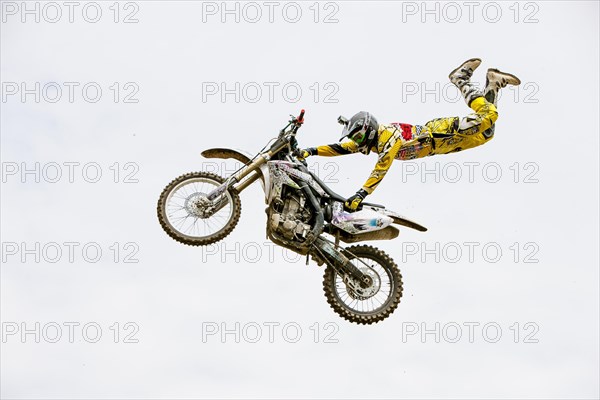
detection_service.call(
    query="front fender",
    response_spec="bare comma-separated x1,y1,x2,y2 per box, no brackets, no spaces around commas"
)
201,147,266,190
201,148,254,165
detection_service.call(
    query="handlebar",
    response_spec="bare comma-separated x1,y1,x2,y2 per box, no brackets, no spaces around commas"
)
286,108,305,135
271,109,307,157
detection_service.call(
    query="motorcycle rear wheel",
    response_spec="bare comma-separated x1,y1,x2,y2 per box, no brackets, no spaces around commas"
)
323,245,403,325
157,172,241,246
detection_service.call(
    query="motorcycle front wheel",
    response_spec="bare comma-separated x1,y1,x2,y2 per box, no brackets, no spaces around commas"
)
323,245,403,325
157,172,241,246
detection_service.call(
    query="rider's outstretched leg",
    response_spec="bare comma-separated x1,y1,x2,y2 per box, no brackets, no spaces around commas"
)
424,60,520,150
484,68,522,106
447,58,496,136
480,68,521,137
449,58,484,106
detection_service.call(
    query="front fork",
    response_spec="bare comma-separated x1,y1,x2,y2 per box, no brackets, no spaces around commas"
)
204,152,272,216
207,156,265,199
314,237,370,286
206,137,289,204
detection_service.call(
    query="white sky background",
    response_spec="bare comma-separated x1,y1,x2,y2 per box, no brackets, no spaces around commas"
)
1,1,599,398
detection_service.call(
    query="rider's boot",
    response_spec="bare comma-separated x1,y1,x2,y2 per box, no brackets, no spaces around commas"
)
484,68,522,106
449,58,484,106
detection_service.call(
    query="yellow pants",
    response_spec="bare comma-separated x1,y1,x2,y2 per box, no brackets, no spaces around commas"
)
424,96,498,155
396,97,498,160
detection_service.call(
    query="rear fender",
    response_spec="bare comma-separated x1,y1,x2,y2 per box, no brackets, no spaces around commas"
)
364,206,428,232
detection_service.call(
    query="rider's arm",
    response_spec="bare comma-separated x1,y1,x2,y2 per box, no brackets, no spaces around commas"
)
361,137,403,194
305,139,359,157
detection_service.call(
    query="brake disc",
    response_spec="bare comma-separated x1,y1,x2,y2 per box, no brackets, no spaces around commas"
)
344,266,381,300
184,193,211,218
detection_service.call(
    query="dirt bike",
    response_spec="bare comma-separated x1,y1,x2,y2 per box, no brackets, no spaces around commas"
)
157,110,427,324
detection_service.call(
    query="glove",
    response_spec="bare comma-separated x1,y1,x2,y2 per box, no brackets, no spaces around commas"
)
345,189,368,212
296,147,316,161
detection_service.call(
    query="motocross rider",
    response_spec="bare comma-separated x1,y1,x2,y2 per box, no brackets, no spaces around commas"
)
298,58,521,212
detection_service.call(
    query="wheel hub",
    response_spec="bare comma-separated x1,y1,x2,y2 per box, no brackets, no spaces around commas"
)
184,193,212,218
344,266,381,300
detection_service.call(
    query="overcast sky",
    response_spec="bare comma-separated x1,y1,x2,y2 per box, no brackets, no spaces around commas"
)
1,1,599,399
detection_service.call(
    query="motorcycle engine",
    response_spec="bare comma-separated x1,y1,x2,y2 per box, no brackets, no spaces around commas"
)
269,192,313,242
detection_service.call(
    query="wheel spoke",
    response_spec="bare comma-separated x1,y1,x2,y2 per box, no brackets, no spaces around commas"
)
331,255,396,315
164,176,235,240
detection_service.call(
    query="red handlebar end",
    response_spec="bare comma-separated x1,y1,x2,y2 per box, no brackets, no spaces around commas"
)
298,109,305,123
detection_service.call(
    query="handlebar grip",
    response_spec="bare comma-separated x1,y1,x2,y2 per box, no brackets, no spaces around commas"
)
298,109,305,123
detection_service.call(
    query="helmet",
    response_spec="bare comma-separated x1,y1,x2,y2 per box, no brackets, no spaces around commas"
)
338,111,379,154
